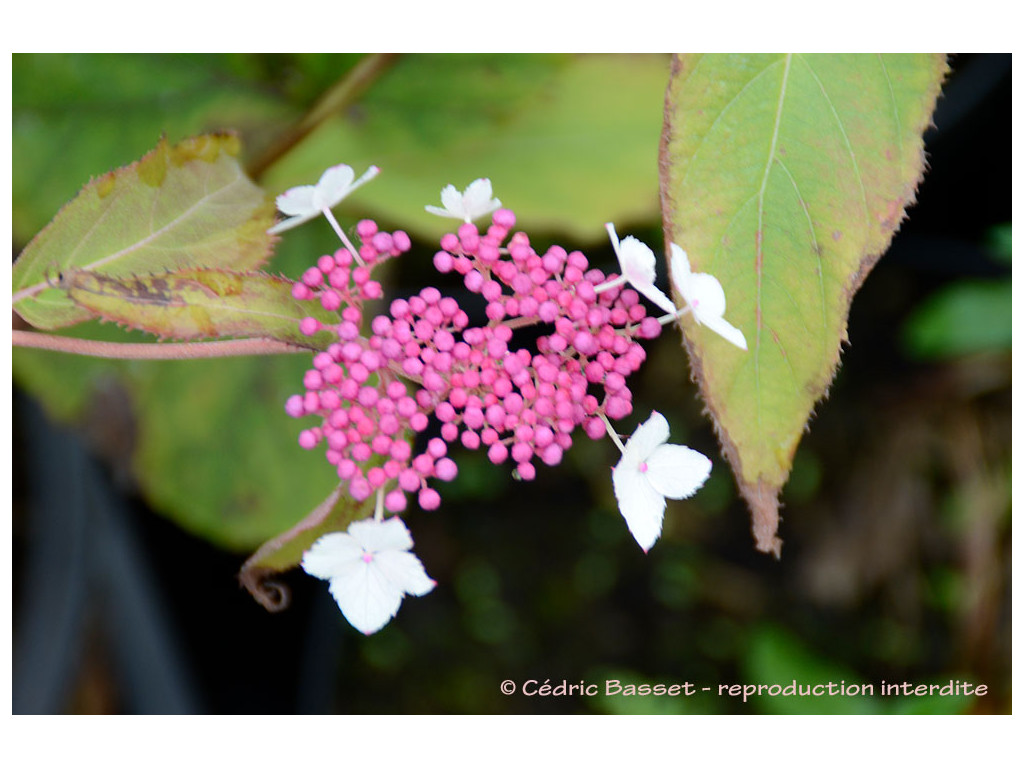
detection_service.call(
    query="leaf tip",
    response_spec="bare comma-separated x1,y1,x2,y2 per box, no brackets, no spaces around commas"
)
740,478,784,558
238,564,292,613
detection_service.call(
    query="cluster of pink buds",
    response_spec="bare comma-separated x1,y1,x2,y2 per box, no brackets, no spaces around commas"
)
425,213,663,477
284,223,457,513
284,188,665,517
272,169,746,634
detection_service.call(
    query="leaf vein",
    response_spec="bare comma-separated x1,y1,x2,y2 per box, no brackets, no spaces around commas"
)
797,55,870,233
87,167,247,273
754,53,792,437
774,157,827,359
675,55,788,197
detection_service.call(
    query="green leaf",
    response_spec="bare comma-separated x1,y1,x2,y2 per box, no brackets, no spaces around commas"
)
660,54,947,554
63,268,338,349
262,53,670,241
902,280,1011,359
238,484,374,611
130,353,341,551
13,133,276,330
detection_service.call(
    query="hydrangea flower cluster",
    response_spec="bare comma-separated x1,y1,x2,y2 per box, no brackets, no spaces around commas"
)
272,170,747,634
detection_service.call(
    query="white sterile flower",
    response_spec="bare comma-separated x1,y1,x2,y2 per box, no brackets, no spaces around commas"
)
611,411,712,552
301,516,435,635
425,178,501,223
269,164,380,234
670,243,747,350
603,223,677,314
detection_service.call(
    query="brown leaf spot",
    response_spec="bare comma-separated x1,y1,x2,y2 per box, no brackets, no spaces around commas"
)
137,139,169,187
95,171,117,199
878,196,906,232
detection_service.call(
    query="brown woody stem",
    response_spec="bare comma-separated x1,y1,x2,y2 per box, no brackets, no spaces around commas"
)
247,53,400,180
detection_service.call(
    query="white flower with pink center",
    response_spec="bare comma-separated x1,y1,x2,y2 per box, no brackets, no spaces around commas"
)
269,164,380,235
425,178,502,223
301,516,435,634
669,244,747,350
610,411,712,552
598,223,677,315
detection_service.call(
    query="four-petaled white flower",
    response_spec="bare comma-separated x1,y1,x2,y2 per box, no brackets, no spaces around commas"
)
425,178,502,223
670,244,747,350
269,164,380,235
611,411,712,552
602,223,677,314
301,516,435,635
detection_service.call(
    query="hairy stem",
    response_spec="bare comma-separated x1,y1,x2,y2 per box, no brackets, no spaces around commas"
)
12,330,307,360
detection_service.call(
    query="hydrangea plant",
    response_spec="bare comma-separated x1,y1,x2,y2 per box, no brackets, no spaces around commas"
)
12,54,948,635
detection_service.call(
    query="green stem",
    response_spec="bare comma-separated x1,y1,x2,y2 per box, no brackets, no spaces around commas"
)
374,488,385,522
322,208,365,266
659,306,690,326
599,412,626,454
593,275,626,295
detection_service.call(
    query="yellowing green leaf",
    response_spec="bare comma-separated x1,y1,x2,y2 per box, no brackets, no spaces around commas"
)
661,54,947,554
64,268,338,349
13,133,276,330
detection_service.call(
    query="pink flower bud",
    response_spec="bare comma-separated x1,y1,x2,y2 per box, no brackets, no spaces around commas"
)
516,462,536,481
434,457,458,482
390,440,412,462
493,208,516,228
399,468,421,492
285,395,305,418
540,444,563,466
350,476,371,501
384,489,407,513
367,467,387,488
584,417,606,440
356,219,378,239
418,487,442,511
392,230,411,252
299,317,321,336
487,443,508,465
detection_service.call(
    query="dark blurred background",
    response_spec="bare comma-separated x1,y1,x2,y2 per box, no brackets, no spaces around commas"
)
12,53,1011,714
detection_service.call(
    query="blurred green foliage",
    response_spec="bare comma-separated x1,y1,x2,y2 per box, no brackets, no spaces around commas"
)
902,280,1011,359
902,224,1011,359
